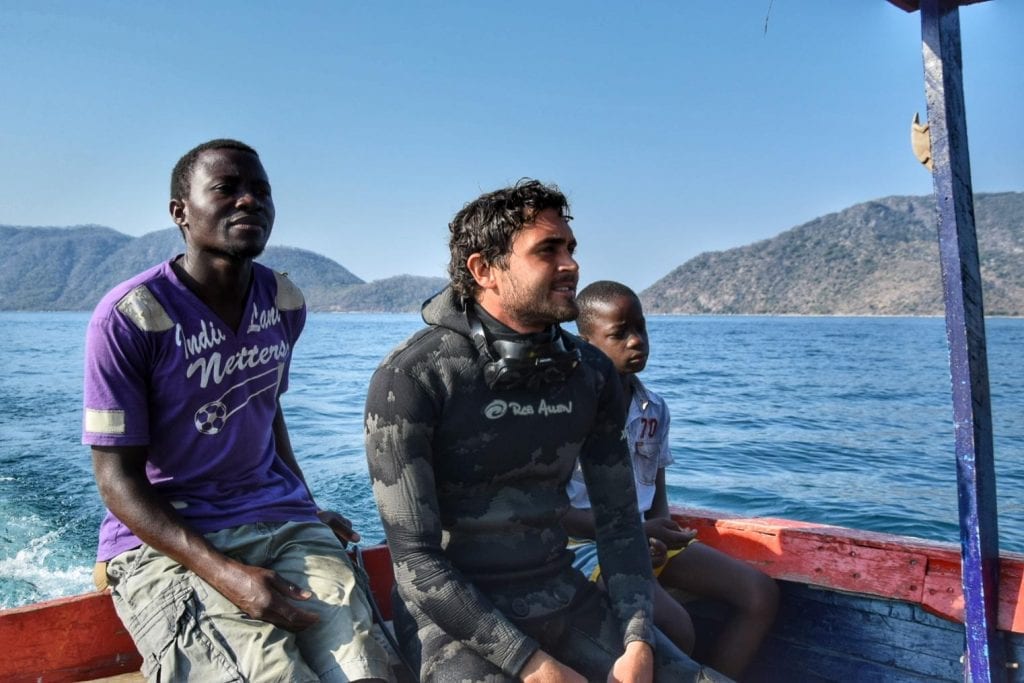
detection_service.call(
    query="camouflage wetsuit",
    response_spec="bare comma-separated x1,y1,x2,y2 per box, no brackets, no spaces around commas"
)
365,288,721,682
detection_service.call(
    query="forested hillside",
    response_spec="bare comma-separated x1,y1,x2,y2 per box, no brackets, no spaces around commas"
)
643,192,1024,316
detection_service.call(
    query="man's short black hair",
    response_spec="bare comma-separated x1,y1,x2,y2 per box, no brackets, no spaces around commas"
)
170,139,259,201
448,179,572,300
576,280,641,337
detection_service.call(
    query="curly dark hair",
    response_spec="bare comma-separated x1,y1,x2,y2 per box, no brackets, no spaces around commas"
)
170,139,259,201
576,280,641,337
447,179,572,300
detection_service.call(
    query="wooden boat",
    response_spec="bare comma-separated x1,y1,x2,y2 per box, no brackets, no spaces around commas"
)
1,507,1022,682
2,0,1015,681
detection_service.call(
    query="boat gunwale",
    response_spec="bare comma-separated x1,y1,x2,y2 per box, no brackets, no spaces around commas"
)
669,505,1024,636
2,509,1023,681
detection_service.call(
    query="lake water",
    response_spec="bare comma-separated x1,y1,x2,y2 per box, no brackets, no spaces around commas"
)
2,312,1023,609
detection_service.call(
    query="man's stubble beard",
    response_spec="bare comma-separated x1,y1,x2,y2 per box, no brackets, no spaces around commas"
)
503,277,579,329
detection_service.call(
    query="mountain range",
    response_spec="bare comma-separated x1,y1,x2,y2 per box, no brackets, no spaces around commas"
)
2,191,1022,315
641,192,1024,316
0,225,446,312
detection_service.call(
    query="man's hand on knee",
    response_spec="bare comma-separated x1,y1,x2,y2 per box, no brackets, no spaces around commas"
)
608,641,653,683
213,561,319,632
520,649,586,683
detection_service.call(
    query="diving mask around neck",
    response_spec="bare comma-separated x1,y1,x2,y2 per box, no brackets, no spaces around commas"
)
466,305,581,391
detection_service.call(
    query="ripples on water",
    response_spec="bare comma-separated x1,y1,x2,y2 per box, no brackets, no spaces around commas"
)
1,312,1022,608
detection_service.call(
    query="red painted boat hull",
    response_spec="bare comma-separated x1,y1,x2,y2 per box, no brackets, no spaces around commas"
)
2,511,1021,681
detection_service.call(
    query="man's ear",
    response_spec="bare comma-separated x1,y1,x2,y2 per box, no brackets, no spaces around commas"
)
169,198,187,228
466,253,497,291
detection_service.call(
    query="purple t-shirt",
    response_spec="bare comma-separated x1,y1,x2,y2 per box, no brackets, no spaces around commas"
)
83,259,318,561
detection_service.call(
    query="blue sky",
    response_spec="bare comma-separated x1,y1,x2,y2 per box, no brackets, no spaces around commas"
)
1,1,1020,290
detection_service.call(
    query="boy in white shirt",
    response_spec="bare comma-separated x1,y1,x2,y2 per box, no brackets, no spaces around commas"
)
564,280,778,680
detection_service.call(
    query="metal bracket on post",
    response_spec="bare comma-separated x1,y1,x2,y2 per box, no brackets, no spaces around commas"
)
918,0,1003,680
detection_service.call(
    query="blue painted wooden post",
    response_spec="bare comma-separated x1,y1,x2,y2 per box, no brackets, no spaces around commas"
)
917,1,1003,680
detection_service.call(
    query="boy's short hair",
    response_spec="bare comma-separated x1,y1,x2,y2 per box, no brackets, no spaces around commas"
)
576,280,641,337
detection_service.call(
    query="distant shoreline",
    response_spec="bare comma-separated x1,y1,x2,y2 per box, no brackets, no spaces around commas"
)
4,309,1019,321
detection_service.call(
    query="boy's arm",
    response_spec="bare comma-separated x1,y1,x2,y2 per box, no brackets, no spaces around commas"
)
576,466,693,551
640,399,695,548
646,468,671,519
643,468,695,549
560,504,598,538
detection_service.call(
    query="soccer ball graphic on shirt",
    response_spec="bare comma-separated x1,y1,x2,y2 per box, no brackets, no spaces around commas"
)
194,400,229,435
192,364,284,435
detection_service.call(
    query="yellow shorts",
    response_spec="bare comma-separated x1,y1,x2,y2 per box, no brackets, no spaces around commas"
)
654,545,688,578
569,539,693,582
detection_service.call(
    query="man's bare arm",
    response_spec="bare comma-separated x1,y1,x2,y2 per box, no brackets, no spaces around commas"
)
271,405,360,544
92,445,318,631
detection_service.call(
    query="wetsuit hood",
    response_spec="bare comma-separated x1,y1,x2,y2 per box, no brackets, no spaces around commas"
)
421,285,472,335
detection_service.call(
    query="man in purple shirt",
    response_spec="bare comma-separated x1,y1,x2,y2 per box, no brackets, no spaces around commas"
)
83,139,392,682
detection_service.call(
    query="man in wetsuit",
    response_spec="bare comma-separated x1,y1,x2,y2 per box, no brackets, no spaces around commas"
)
364,179,725,682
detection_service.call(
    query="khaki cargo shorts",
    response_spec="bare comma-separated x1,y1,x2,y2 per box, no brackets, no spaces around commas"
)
103,520,394,682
